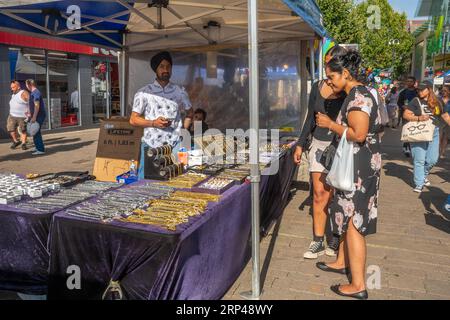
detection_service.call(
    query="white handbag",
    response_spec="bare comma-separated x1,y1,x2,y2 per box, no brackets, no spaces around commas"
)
27,122,40,137
400,99,435,142
326,129,355,192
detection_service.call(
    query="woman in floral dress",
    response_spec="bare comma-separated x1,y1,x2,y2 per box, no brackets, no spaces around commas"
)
315,51,382,300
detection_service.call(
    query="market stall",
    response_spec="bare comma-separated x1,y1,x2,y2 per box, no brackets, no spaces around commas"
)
47,147,296,300
0,0,326,299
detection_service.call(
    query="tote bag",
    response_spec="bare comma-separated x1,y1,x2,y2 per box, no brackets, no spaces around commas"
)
326,129,355,192
401,99,435,142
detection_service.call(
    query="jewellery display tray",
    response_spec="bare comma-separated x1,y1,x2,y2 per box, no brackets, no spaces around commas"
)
191,176,235,195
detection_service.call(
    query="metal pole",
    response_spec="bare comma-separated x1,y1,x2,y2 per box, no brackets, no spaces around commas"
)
120,33,127,117
318,39,324,80
77,55,82,127
106,61,111,119
45,50,52,130
310,40,315,85
240,0,261,300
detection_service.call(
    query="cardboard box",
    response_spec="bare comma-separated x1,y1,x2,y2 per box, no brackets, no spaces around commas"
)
93,117,143,182
93,158,138,182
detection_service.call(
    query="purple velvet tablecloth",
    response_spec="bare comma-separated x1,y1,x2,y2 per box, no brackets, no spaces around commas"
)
47,150,296,300
0,148,295,298
0,205,54,294
0,185,122,295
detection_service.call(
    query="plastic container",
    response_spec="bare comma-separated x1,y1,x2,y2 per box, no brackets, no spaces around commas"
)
116,171,138,185
129,160,137,177
178,148,189,166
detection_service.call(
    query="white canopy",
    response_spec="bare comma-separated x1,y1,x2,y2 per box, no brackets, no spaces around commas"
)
125,0,317,52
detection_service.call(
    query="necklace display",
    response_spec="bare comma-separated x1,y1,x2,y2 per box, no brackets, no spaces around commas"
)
66,183,174,222
121,190,220,230
12,180,119,212
157,171,208,189
196,177,233,190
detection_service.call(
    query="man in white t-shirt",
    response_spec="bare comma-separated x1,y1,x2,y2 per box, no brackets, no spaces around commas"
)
7,80,29,150
130,51,194,179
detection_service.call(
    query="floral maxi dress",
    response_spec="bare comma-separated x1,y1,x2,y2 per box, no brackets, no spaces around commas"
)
329,86,382,236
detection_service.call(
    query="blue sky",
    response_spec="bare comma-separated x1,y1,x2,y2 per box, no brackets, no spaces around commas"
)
355,0,422,19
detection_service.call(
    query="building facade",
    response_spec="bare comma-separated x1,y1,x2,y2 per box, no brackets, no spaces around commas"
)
0,30,121,138
412,0,450,81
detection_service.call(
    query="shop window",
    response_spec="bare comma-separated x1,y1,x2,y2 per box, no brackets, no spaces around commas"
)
48,51,80,128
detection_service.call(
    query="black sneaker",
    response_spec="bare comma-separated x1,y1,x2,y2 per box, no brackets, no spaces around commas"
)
21,144,28,150
303,240,325,259
10,141,21,149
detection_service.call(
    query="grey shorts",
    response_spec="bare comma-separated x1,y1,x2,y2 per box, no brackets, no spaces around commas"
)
7,115,27,133
308,138,331,173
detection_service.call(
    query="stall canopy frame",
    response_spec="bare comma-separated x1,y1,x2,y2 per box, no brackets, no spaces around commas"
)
0,0,326,300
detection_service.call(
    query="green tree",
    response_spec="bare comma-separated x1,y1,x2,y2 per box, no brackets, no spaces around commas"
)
353,0,414,78
317,0,358,44
317,0,414,78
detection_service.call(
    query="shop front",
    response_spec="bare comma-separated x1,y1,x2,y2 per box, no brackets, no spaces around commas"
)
0,31,121,138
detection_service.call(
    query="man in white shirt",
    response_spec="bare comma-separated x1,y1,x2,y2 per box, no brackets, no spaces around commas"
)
130,51,194,179
7,80,29,150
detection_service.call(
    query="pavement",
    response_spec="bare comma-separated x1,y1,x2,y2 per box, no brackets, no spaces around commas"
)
0,126,449,300
224,127,450,300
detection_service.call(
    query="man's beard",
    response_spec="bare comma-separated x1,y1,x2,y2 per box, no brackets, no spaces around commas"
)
158,73,171,82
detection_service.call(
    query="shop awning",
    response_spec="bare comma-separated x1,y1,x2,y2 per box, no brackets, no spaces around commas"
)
0,0,130,49
0,1,326,51
14,51,66,76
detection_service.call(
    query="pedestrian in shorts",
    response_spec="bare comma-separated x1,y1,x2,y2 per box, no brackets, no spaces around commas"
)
7,80,29,150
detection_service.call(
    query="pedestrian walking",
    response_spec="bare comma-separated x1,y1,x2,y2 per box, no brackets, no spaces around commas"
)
403,81,445,193
25,79,47,155
7,80,29,150
386,87,400,128
397,76,418,157
439,85,450,158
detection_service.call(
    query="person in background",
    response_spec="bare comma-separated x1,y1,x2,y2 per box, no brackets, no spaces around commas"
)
397,76,418,157
439,85,450,158
70,89,79,113
294,45,347,260
403,81,444,193
386,86,400,128
189,108,209,137
25,79,46,155
315,50,382,300
130,51,194,180
7,80,29,150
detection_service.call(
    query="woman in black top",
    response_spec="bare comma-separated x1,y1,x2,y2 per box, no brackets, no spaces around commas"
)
293,45,347,259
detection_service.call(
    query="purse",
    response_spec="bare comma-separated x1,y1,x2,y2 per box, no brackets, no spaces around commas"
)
400,99,435,142
326,129,355,192
319,133,338,171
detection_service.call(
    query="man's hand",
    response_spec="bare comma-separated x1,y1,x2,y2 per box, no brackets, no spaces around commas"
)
31,117,37,124
293,146,303,165
152,117,169,128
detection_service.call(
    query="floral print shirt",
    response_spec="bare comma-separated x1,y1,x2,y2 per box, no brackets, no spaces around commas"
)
132,81,192,148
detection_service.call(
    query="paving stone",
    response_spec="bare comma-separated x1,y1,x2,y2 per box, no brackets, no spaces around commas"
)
424,279,450,297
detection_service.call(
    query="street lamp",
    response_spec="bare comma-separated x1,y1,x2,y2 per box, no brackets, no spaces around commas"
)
389,39,400,75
